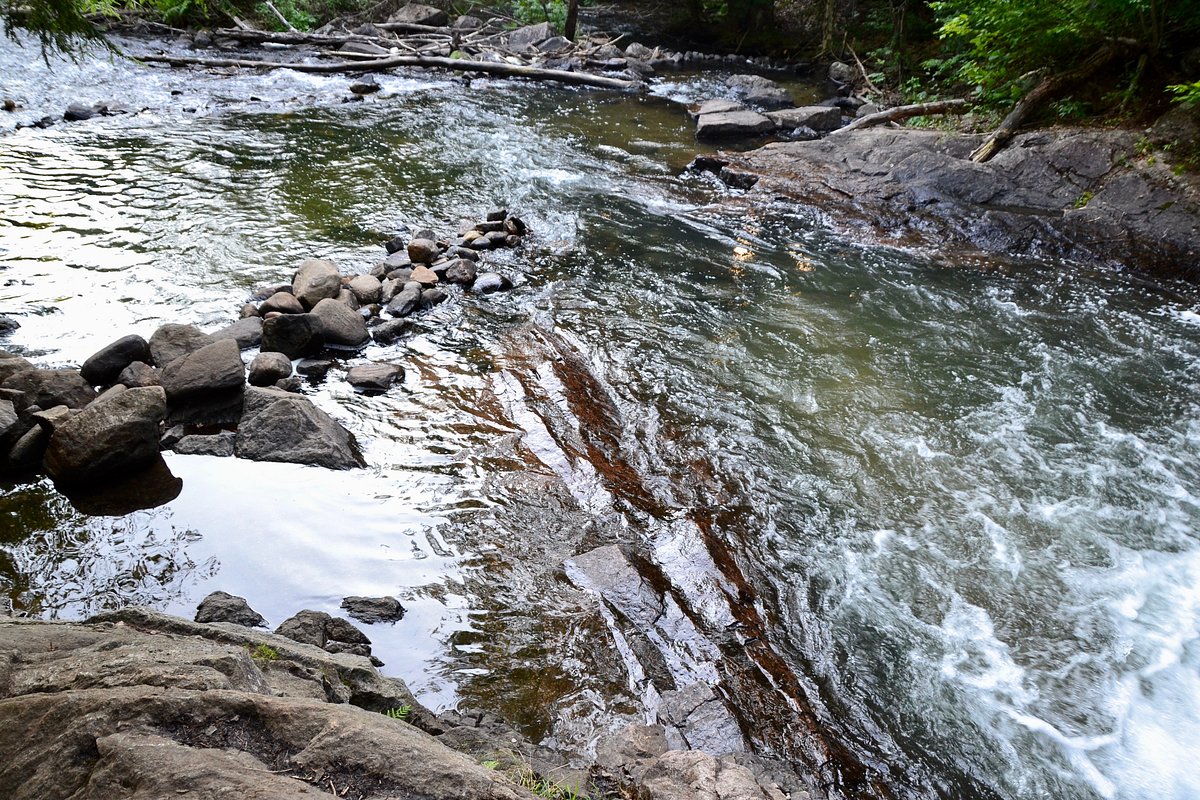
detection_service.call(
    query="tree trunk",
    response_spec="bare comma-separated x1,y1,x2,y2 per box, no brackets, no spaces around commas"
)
564,0,579,40
831,98,968,134
137,53,643,91
970,43,1131,162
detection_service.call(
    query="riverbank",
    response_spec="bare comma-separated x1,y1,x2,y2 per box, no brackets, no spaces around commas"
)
0,603,802,800
699,114,1200,278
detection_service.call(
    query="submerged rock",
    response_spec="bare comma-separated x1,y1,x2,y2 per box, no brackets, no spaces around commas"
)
340,595,406,624
346,363,404,393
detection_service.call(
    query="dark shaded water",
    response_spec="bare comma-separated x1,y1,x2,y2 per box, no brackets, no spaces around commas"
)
2,34,1200,800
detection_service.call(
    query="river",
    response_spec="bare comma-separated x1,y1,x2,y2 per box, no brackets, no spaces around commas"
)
2,32,1199,800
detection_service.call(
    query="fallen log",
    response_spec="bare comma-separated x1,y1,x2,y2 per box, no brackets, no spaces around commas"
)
831,99,969,134
970,43,1133,162
137,53,643,91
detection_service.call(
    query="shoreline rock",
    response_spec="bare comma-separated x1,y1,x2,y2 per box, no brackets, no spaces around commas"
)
0,606,806,800
711,126,1200,277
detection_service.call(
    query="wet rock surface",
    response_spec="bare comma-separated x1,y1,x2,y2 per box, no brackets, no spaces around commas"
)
341,595,407,624
719,127,1200,276
194,590,267,627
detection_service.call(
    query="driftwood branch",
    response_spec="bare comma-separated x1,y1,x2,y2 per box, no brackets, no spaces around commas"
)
137,53,642,91
970,43,1133,162
832,99,969,134
262,0,296,32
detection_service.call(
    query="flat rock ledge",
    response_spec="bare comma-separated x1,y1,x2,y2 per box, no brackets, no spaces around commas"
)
706,126,1200,277
0,608,803,800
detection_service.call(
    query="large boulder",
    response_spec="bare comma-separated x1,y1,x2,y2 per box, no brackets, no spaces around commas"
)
1,368,96,411
261,313,325,359
80,335,150,386
726,74,792,109
346,363,404,393
348,274,383,305
194,591,266,628
386,282,423,317
506,21,555,49
235,387,363,470
695,110,775,140
0,352,34,383
42,386,167,487
260,291,304,315
0,609,529,800
292,258,342,310
764,106,842,132
247,352,293,386
148,324,214,368
311,297,370,350
211,317,263,350
116,362,161,388
160,338,246,403
388,2,448,26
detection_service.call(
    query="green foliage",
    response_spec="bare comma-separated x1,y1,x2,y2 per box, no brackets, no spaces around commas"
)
2,0,105,54
255,0,314,30
384,704,412,720
1168,81,1200,108
1073,191,1093,208
250,643,280,661
511,0,565,30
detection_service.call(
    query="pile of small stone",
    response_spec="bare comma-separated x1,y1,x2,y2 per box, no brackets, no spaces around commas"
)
0,210,525,493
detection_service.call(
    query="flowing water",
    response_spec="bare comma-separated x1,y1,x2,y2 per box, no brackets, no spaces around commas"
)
2,33,1200,800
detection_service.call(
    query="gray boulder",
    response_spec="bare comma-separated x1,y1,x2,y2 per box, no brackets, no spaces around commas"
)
194,591,266,627
311,297,370,349
0,399,17,440
160,338,245,403
471,272,513,293
0,352,34,383
80,335,150,386
368,318,409,345
386,282,423,317
235,387,363,470
174,432,236,457
695,110,775,140
148,323,214,368
276,609,371,650
690,98,743,118
116,362,161,388
261,313,326,359
1,368,96,411
292,258,342,310
388,2,448,26
507,21,556,49
726,74,792,109
211,316,263,350
346,363,404,393
348,274,383,305
248,352,293,386
420,287,447,309
829,60,855,84
407,238,440,264
42,386,167,487
444,258,477,285
0,609,526,800
260,291,304,315
765,105,842,132
341,596,406,624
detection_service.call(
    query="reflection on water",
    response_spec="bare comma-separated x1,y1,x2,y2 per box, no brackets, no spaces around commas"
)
0,477,213,618
2,32,1200,800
